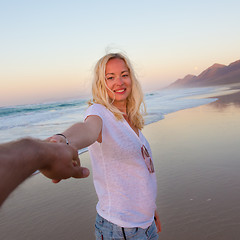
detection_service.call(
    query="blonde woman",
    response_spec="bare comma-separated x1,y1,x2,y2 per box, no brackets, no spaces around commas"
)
49,53,161,239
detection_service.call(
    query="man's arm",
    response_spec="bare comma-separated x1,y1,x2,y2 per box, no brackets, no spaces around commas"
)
0,138,89,206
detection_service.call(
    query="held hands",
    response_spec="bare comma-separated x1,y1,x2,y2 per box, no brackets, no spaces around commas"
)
46,134,68,144
41,135,89,183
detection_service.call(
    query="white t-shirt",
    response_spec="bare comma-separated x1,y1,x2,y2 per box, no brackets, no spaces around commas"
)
84,104,157,229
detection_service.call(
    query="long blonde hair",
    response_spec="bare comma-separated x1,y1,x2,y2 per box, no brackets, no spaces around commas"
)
89,53,146,130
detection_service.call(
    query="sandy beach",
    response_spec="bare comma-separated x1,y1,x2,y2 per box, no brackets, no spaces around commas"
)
1,89,240,240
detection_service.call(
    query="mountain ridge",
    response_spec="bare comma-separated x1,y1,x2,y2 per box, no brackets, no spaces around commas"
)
168,59,240,88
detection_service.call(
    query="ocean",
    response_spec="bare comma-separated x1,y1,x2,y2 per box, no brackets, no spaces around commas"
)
0,86,218,147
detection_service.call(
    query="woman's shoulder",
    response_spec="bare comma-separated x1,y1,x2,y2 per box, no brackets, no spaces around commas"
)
87,103,107,112
85,103,109,118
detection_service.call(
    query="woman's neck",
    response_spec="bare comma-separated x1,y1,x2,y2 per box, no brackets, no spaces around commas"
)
113,101,127,115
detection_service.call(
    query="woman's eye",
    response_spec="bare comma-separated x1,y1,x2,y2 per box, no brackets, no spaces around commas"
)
122,74,129,78
106,76,114,81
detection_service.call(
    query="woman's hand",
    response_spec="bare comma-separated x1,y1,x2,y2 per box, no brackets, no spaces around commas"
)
45,134,67,144
154,210,161,233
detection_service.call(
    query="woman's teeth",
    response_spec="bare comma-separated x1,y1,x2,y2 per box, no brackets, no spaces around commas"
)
115,89,125,93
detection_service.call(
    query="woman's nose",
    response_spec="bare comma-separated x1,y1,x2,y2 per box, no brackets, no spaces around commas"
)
115,76,124,85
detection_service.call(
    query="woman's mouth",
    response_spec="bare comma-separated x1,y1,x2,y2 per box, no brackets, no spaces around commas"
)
114,88,126,94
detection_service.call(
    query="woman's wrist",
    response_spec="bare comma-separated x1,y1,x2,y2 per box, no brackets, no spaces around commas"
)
55,133,69,145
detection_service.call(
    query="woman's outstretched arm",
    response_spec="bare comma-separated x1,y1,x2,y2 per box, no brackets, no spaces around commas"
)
48,115,102,150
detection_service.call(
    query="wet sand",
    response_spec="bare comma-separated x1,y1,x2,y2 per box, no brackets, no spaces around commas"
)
144,100,240,240
1,89,240,240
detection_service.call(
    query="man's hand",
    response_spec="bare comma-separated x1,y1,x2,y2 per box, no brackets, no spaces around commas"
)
39,142,89,183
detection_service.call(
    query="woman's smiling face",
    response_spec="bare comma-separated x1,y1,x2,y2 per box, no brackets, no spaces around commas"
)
105,58,132,107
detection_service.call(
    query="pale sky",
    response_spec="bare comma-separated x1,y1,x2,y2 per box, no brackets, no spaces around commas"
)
1,0,240,106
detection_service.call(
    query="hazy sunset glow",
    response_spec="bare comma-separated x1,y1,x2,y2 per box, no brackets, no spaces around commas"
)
1,0,240,106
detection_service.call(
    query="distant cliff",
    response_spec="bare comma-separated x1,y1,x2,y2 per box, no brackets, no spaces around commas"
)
168,59,240,88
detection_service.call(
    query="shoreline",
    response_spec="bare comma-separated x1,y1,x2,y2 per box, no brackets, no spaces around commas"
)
209,90,240,106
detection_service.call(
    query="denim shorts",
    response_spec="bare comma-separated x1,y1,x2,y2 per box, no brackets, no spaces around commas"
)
95,213,159,240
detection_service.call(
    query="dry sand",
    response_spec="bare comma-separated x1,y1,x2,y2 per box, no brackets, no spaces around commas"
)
1,90,240,240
